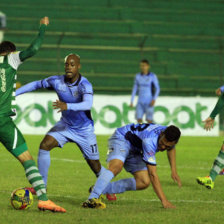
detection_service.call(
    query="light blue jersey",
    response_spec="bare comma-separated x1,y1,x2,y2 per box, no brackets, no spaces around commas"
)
131,72,160,121
41,75,93,128
131,72,160,104
107,123,167,170
16,74,98,160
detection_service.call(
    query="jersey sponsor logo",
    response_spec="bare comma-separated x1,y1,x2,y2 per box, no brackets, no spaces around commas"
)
0,68,6,92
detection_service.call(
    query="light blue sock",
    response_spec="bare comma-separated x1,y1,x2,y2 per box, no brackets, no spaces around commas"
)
102,178,136,194
89,169,114,199
38,149,50,187
96,165,107,177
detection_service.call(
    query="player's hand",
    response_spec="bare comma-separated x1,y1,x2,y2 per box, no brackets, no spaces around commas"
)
150,100,155,106
130,103,134,108
40,17,49,26
162,200,176,209
53,100,67,113
203,117,215,131
216,88,222,96
171,172,182,187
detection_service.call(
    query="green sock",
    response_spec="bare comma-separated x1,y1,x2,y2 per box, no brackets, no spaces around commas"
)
23,160,48,201
209,150,224,181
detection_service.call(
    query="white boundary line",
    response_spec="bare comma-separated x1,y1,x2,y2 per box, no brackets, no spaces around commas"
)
0,157,210,170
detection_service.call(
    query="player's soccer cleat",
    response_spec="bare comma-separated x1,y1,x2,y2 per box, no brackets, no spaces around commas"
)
38,200,66,213
219,168,224,175
196,176,214,189
25,187,37,195
88,185,117,201
82,198,106,209
106,193,117,201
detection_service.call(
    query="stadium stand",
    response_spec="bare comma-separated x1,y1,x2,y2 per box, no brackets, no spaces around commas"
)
0,0,224,95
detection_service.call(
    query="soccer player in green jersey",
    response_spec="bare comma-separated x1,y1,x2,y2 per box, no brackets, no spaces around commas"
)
196,85,224,189
0,17,66,212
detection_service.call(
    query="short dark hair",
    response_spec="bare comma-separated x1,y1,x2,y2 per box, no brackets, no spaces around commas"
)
0,41,16,54
164,125,181,143
140,59,149,65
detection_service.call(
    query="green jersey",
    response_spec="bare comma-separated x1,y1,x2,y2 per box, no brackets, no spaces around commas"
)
0,52,22,117
0,24,46,118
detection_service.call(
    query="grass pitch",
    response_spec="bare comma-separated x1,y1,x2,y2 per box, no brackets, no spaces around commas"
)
0,135,224,224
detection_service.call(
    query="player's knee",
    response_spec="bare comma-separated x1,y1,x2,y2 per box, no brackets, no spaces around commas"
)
86,159,101,174
39,140,53,151
136,177,150,190
141,178,150,189
108,160,123,176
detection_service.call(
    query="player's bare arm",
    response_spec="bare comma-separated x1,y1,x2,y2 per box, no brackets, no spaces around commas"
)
167,148,182,187
147,164,176,209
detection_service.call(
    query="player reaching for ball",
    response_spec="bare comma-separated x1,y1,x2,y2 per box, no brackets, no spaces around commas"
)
196,85,224,189
0,17,66,212
16,53,110,203
83,123,182,209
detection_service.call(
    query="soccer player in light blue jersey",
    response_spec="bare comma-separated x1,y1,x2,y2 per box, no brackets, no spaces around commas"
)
83,123,182,209
16,54,106,199
130,59,160,123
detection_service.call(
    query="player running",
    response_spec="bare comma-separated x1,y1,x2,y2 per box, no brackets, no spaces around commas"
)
196,85,224,189
130,59,160,124
16,53,107,198
0,17,66,212
83,123,181,209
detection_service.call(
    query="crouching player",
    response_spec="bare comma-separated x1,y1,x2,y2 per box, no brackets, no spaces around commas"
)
16,54,107,200
83,123,182,209
0,17,65,212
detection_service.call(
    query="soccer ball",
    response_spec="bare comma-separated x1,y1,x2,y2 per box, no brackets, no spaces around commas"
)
11,188,33,210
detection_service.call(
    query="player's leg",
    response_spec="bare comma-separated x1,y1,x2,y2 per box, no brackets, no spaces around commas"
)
102,153,149,194
38,135,59,186
146,105,154,124
197,143,224,189
38,120,68,187
136,102,144,124
83,136,129,208
0,118,65,212
70,125,106,177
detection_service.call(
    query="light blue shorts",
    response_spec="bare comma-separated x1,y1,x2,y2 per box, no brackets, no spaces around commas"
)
107,133,147,174
136,102,154,121
47,120,99,160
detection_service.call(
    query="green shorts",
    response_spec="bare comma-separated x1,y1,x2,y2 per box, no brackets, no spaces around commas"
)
0,117,28,157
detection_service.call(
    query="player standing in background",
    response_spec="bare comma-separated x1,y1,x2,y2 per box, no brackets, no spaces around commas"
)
0,11,6,43
83,123,181,209
0,17,66,212
196,85,224,189
16,54,107,204
130,59,160,124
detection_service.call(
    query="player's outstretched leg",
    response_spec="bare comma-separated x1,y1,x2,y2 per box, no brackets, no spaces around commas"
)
18,151,66,213
100,170,149,195
82,159,124,209
102,178,136,195
196,147,224,189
